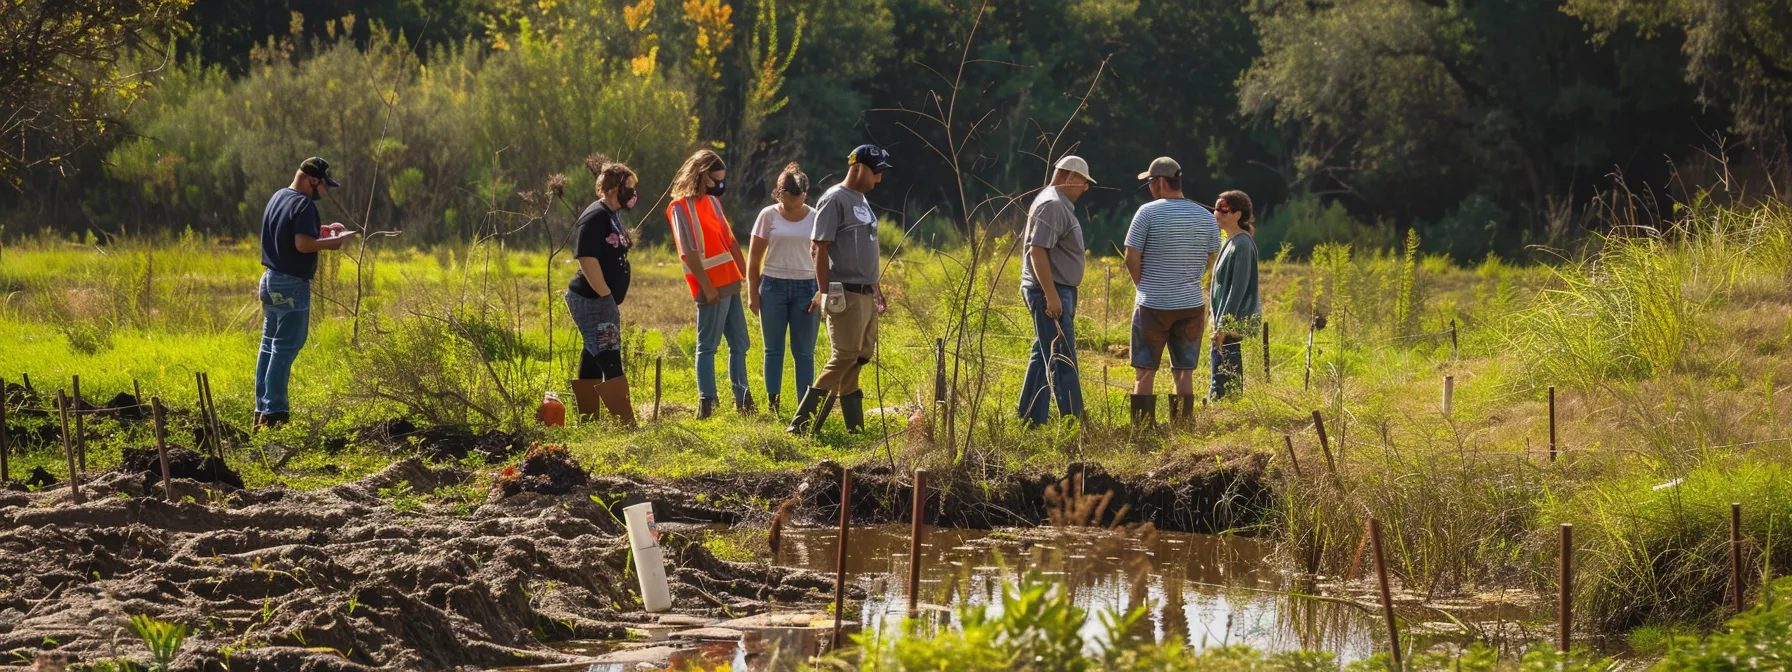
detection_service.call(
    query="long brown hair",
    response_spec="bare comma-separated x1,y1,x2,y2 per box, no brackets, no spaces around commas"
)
671,149,725,200
1219,190,1255,232
774,161,809,197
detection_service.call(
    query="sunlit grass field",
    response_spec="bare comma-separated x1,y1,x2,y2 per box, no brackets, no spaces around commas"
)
1,200,1790,636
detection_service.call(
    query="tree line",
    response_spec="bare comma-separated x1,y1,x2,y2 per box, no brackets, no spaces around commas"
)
2,0,1787,260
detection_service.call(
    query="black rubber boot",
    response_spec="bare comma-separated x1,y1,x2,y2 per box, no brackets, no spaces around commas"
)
735,392,755,414
698,397,717,419
841,391,865,433
1129,394,1157,428
785,388,829,434
768,395,782,414
1176,394,1197,425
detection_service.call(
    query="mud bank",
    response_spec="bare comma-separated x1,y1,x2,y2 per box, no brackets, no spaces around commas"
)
665,447,1274,534
0,460,842,671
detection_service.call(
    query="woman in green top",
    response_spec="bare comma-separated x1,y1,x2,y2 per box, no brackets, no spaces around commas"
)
1209,190,1260,400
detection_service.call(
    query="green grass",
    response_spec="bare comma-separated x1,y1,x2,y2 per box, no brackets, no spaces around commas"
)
1,200,1790,646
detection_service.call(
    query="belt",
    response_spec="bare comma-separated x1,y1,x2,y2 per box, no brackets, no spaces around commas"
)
841,283,876,294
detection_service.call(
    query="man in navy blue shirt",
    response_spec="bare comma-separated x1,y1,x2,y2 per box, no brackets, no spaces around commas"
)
255,157,353,428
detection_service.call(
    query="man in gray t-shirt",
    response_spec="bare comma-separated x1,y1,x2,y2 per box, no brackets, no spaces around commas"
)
1017,156,1094,426
788,144,893,435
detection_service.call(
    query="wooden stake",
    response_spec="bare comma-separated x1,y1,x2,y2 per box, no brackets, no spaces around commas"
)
57,390,82,505
202,372,223,460
933,338,947,408
1731,502,1744,614
0,376,9,484
1262,320,1271,384
908,469,928,614
1303,321,1316,391
152,397,173,501
72,375,86,472
1441,375,1454,418
1313,410,1339,486
1102,364,1110,426
1450,319,1459,360
1559,523,1573,653
832,467,854,652
133,379,142,406
1282,434,1302,478
652,357,663,422
194,372,211,458
1369,519,1402,669
20,374,31,394
1548,386,1558,463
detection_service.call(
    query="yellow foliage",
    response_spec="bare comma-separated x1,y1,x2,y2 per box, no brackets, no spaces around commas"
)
682,0,734,82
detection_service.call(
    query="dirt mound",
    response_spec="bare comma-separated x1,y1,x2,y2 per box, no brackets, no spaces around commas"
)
496,444,589,496
118,445,245,490
355,419,527,464
0,459,837,670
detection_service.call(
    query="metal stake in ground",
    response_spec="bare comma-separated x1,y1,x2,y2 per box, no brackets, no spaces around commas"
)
1368,518,1402,670
908,469,928,614
1559,523,1573,654
1312,411,1339,487
652,357,663,422
0,376,9,484
1731,502,1744,614
152,397,174,501
72,375,86,472
1548,386,1558,462
832,467,854,652
1282,435,1302,478
56,390,83,505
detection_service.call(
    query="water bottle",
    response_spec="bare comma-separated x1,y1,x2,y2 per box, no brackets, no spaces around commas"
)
537,391,566,428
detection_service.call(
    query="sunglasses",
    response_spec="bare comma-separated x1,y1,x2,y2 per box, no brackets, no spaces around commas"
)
1215,207,1234,214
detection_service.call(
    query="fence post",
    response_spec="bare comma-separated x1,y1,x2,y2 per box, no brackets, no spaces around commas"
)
1442,375,1454,418
152,398,174,501
832,467,854,652
1732,502,1745,614
57,390,82,505
1559,523,1573,654
908,469,928,614
1369,519,1402,670
1450,319,1459,360
1313,410,1339,487
652,357,663,422
72,375,86,472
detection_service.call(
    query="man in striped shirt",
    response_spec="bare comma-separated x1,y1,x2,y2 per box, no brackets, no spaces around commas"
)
1123,157,1221,426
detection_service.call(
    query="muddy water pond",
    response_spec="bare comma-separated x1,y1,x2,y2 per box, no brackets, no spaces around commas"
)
498,525,1558,670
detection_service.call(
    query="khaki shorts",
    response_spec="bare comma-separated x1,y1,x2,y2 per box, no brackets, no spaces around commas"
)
1130,306,1206,370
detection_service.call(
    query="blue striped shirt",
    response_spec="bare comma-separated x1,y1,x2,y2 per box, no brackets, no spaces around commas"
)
1123,198,1221,310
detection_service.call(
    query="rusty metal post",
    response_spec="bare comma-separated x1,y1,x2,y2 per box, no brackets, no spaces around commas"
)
1313,410,1339,486
652,357,663,422
908,469,928,613
152,397,173,501
832,467,854,652
1548,386,1558,462
72,375,86,472
1732,502,1745,614
1368,519,1402,670
1283,435,1302,478
1559,523,1573,653
57,390,82,505
0,376,9,484
1450,319,1459,360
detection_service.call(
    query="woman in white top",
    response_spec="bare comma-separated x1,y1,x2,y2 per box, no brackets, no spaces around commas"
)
747,163,820,411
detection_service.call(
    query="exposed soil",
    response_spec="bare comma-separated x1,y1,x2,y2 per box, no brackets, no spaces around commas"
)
118,446,245,490
0,460,843,671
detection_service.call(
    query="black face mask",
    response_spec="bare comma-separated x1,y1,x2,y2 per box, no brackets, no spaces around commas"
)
706,180,727,197
615,186,637,210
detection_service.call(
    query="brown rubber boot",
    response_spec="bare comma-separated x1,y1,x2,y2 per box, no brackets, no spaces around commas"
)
1175,394,1197,426
595,376,637,427
1130,394,1157,428
568,379,604,421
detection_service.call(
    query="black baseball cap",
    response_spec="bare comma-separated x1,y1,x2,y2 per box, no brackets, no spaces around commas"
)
848,145,893,173
299,157,342,187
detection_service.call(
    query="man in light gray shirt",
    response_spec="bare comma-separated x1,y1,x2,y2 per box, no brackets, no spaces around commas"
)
787,144,893,434
1016,155,1094,426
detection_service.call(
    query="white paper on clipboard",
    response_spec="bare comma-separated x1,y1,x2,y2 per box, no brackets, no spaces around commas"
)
317,231,358,243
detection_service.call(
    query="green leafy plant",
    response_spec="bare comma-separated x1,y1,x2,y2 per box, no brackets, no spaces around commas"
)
129,613,188,672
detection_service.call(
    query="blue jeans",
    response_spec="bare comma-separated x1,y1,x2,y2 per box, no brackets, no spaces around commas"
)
696,291,752,401
254,270,311,415
759,276,819,402
1018,283,1083,425
1210,340,1244,400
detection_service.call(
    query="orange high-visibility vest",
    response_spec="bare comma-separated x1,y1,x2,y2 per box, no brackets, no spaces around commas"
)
666,195,745,297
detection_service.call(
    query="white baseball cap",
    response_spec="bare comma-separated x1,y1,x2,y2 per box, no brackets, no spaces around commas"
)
1054,155,1096,184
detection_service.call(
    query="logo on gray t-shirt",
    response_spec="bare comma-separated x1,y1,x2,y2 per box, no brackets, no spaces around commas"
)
812,185,880,285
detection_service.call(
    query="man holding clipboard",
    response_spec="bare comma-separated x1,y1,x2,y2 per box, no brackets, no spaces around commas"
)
254,157,354,429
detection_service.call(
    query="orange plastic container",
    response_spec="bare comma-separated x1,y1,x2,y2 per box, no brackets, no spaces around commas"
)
538,391,566,428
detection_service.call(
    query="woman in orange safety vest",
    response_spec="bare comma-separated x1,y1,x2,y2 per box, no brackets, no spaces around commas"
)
667,150,752,419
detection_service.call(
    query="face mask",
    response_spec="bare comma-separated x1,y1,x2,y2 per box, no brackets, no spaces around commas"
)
706,180,727,197
616,186,637,210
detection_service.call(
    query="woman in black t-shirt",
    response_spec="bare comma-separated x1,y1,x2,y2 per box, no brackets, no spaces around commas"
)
564,154,639,426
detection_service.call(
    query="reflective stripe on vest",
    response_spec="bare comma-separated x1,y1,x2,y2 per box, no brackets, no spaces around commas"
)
668,196,744,296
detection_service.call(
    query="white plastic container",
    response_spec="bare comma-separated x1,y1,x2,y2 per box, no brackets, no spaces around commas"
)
624,502,673,612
